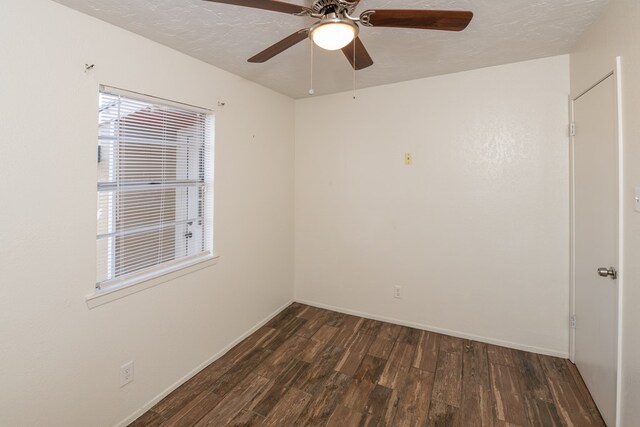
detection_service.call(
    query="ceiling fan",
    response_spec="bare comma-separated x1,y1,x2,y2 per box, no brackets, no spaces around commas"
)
203,0,473,70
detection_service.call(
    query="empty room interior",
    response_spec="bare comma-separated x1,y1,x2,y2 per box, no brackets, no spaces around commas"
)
1,0,639,426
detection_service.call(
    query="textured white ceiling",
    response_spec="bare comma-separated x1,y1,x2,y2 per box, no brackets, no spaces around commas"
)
51,0,608,98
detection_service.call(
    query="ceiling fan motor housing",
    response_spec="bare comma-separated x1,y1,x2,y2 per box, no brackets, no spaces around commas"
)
312,0,358,16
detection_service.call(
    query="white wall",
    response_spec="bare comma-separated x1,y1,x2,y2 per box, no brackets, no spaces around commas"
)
295,56,571,357
0,1,294,426
570,1,640,425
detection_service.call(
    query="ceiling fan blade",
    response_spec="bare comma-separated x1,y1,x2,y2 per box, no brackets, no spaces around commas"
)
341,37,373,70
202,0,310,15
248,29,309,63
361,9,473,31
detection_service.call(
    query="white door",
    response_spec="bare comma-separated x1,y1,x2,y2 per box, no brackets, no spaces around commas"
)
573,73,618,426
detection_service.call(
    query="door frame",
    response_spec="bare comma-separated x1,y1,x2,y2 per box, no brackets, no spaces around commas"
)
568,56,624,426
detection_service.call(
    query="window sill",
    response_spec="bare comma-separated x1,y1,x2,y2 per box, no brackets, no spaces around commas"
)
86,254,220,309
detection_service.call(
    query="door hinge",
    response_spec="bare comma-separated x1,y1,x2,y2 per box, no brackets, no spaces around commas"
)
570,315,576,329
570,123,576,137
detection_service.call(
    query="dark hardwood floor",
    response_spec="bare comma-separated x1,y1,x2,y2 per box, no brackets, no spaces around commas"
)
131,303,605,426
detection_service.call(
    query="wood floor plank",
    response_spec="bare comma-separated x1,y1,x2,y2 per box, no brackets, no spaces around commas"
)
226,409,265,427
196,374,270,427
512,350,554,402
325,405,364,427
265,305,299,329
487,344,516,367
295,344,345,394
283,302,306,317
380,388,400,425
359,318,384,336
547,376,602,427
439,335,464,354
538,354,573,382
324,311,347,328
490,363,528,426
367,336,395,360
298,336,329,364
397,327,421,346
364,384,395,418
427,400,461,427
249,326,281,350
432,349,463,407
129,410,165,427
341,378,377,413
542,356,604,426
354,355,387,384
295,371,352,426
260,387,311,427
262,317,306,351
413,331,441,372
494,422,523,427
340,355,387,413
461,340,493,426
393,367,435,426
251,358,309,417
523,396,563,427
377,322,402,341
332,316,364,348
297,305,325,321
151,375,211,421
311,324,339,343
378,342,416,389
254,334,308,379
336,333,374,376
461,383,494,427
162,391,222,427
463,340,490,388
209,347,272,397
295,310,330,339
212,326,277,363
363,415,385,426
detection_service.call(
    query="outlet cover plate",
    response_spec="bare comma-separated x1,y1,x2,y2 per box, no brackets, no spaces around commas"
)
120,361,134,387
394,285,402,299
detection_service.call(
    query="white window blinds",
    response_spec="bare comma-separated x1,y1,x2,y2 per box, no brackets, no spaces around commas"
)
97,86,213,290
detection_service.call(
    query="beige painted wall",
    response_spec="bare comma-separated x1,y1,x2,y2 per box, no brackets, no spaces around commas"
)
571,0,640,424
295,55,571,357
0,1,294,426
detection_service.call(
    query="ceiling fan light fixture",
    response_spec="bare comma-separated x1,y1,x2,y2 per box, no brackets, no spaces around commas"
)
310,19,359,51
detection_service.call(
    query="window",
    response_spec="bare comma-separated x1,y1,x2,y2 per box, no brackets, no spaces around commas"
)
96,86,213,291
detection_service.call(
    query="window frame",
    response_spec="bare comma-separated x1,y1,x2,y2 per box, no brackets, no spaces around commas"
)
92,85,216,302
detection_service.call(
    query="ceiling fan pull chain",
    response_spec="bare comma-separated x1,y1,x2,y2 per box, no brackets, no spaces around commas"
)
309,38,315,96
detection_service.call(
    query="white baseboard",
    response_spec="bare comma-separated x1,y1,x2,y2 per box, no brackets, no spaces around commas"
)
116,299,294,427
295,298,569,359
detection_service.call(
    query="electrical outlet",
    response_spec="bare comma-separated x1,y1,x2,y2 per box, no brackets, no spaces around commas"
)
394,285,402,299
120,361,134,387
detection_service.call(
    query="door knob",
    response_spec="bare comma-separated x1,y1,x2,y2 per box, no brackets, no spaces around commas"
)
597,267,617,280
